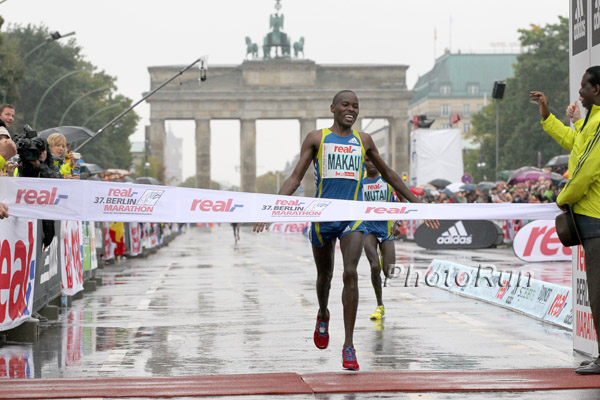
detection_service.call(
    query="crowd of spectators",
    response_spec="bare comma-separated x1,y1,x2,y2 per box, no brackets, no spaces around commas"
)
415,176,562,205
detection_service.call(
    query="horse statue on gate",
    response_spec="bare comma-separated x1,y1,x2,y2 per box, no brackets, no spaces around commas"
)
293,37,304,58
245,37,258,59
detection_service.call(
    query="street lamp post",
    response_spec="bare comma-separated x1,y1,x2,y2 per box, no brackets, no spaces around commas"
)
491,80,506,181
33,69,88,128
82,104,122,128
59,86,110,126
22,31,75,61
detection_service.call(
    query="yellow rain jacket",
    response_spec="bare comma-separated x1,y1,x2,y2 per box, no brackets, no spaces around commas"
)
541,105,600,218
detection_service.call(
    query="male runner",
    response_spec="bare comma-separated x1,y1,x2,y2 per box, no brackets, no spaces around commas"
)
231,223,240,244
254,90,438,371
362,155,402,320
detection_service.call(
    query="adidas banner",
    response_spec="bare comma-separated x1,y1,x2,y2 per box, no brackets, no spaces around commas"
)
0,178,561,223
414,220,503,249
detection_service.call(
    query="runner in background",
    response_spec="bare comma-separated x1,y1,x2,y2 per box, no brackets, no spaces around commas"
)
361,155,402,320
231,223,240,244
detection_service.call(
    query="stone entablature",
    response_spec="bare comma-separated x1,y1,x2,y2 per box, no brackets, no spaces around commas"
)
146,60,412,193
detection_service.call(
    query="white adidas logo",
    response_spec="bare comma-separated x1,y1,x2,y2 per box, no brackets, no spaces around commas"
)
349,137,359,145
437,221,472,245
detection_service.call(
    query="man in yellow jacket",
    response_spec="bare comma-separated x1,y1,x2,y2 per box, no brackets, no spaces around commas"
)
531,66,600,374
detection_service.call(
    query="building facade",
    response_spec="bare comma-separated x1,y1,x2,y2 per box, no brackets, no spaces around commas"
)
408,51,518,137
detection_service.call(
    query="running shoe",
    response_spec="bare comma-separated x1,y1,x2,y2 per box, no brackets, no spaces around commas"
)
342,346,360,371
313,314,330,349
370,305,385,320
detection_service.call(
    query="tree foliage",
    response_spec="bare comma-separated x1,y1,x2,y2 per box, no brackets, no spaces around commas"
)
257,171,283,194
467,16,569,180
2,24,138,169
0,17,24,103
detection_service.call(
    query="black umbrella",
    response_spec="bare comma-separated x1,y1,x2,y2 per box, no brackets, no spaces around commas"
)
550,172,564,183
545,154,570,168
78,163,104,176
38,126,95,143
428,178,452,189
476,181,497,192
136,176,161,185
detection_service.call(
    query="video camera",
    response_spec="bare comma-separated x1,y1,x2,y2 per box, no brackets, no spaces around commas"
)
15,124,43,162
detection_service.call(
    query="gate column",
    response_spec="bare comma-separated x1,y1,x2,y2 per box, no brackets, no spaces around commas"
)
195,119,211,188
240,119,257,193
148,119,166,182
390,116,409,173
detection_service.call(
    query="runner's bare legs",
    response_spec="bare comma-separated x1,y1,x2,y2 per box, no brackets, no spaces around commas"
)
339,231,364,347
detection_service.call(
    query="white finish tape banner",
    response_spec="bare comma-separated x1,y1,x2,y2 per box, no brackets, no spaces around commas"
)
0,178,562,223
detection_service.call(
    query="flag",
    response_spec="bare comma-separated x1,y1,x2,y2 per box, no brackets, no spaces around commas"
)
452,113,461,125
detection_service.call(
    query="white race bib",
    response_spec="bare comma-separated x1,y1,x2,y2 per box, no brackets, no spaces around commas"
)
321,143,362,180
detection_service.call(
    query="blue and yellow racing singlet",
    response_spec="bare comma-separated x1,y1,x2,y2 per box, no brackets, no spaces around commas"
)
362,174,396,241
314,128,365,200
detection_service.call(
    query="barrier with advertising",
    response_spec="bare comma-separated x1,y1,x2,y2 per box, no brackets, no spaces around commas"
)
1,217,180,332
414,220,503,249
573,245,598,357
0,178,562,223
32,221,61,312
425,260,572,329
512,220,572,262
60,221,84,296
502,219,522,243
0,218,37,331
129,223,142,256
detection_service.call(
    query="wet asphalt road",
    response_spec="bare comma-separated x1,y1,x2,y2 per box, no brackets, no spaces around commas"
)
4,224,600,399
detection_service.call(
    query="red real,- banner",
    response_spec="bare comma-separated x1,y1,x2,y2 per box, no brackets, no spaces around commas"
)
61,221,83,296
0,218,37,331
512,220,571,262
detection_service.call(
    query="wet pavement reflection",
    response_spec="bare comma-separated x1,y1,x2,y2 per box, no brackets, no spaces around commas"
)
0,224,590,398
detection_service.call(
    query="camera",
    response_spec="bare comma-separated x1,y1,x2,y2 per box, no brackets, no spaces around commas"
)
15,125,42,162
23,124,37,139
16,138,41,162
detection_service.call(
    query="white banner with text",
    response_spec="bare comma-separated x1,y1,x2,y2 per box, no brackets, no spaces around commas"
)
0,178,562,223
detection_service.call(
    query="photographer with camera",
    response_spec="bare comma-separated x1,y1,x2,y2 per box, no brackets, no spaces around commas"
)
15,125,61,247
47,132,80,179
16,125,61,180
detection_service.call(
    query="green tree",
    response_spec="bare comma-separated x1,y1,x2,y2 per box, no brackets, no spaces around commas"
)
4,24,138,169
0,16,24,103
178,176,222,189
467,16,569,180
257,171,283,194
131,155,163,180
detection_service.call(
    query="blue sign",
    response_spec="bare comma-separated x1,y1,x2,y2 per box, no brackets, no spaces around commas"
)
461,173,473,184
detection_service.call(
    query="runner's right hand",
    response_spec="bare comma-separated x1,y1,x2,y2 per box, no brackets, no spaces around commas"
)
253,222,268,233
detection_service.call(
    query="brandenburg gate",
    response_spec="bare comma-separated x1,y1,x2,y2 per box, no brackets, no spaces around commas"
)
145,2,412,195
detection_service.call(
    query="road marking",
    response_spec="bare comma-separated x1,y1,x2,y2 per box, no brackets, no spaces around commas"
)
100,349,128,372
136,298,151,310
521,340,573,362
446,311,487,326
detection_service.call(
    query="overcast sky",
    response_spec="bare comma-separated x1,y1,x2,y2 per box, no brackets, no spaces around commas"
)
1,0,568,186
